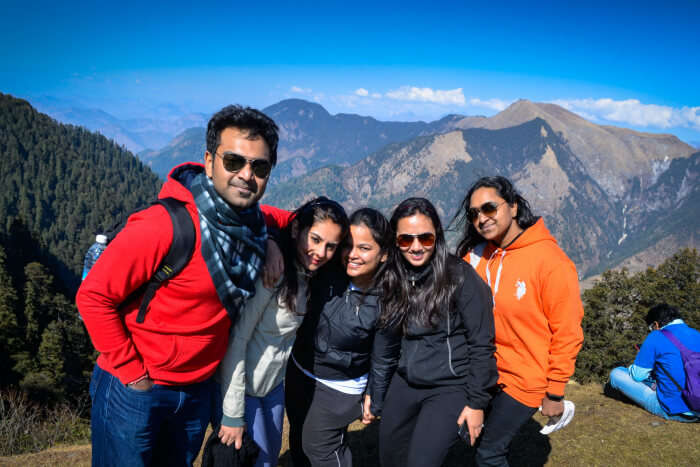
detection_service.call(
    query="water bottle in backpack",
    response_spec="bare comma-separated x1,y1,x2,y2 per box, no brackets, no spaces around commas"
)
82,234,108,280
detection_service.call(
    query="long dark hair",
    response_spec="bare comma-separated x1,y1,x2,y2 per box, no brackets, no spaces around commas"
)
454,176,537,257
348,208,393,287
379,198,457,331
280,197,349,315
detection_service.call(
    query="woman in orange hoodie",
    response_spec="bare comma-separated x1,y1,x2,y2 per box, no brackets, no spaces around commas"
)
455,176,584,467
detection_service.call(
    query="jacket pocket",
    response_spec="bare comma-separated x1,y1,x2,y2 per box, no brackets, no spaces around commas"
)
320,348,353,369
133,333,178,369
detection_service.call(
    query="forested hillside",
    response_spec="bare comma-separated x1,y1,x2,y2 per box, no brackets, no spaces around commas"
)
0,93,162,401
0,93,162,291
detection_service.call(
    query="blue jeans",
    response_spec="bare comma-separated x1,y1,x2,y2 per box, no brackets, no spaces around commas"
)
89,364,214,467
244,382,286,467
608,367,699,422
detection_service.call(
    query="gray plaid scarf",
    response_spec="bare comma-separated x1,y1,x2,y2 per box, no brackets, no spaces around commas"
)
190,173,267,323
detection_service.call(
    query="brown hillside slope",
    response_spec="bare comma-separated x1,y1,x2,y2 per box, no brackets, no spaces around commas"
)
2,384,697,467
460,100,695,198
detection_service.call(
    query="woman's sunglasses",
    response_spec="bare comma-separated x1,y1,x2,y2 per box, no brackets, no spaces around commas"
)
396,233,436,249
216,152,273,178
467,201,505,223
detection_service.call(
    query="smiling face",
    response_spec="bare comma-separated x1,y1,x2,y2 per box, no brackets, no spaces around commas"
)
342,223,387,289
396,213,436,267
294,219,343,272
204,127,270,209
469,187,522,247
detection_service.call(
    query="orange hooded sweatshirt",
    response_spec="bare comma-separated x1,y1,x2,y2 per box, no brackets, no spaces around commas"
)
463,218,584,408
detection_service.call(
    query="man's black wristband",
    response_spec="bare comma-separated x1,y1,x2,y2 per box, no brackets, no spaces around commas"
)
546,392,564,401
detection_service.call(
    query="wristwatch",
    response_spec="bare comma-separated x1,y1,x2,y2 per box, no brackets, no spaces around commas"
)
546,392,564,402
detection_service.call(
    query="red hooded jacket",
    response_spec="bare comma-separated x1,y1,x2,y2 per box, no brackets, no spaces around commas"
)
76,163,288,386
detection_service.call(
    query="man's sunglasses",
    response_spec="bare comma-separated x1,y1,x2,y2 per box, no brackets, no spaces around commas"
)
215,152,272,178
467,201,505,223
396,233,436,249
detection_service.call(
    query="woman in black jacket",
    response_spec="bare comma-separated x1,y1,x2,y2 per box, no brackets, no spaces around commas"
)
376,197,497,467
285,208,399,467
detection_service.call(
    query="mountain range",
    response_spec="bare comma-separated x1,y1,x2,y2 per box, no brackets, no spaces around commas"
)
15,95,700,279
139,99,475,183
136,99,694,200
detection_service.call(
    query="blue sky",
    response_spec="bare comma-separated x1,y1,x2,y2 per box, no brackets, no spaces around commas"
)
1,0,699,142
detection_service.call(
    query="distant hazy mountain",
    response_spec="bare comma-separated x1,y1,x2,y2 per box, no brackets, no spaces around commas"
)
142,99,472,180
139,127,207,178
265,99,469,162
262,119,698,278
31,96,209,153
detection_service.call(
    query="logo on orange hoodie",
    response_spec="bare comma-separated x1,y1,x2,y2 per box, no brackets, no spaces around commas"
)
515,279,526,300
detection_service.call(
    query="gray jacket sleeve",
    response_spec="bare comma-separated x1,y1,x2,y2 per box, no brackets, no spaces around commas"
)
218,277,273,427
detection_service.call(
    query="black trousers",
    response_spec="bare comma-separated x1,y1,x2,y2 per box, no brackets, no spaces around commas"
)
285,361,363,467
474,390,538,467
378,373,469,467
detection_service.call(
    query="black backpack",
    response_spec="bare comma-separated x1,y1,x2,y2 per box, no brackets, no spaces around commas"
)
104,197,196,323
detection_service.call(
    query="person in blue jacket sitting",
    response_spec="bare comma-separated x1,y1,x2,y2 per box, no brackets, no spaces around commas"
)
607,303,700,422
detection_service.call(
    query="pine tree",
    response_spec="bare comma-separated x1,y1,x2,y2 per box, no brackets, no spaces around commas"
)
22,262,56,351
0,245,21,386
575,248,700,383
26,320,67,400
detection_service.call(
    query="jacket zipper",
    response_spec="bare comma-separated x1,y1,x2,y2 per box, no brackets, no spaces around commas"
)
345,289,360,317
446,311,458,377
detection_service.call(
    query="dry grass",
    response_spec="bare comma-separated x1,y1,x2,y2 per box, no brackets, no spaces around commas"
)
0,390,90,458
2,383,698,467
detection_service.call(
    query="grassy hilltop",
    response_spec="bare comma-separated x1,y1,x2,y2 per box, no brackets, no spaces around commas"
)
2,383,698,467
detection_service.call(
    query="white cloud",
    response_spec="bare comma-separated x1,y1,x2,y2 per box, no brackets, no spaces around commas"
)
290,86,312,94
371,93,381,99
385,86,466,105
355,88,369,96
469,97,512,111
552,98,700,130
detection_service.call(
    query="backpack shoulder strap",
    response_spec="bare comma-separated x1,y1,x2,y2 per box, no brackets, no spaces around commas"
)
660,329,691,355
657,329,687,391
135,197,196,323
656,359,684,392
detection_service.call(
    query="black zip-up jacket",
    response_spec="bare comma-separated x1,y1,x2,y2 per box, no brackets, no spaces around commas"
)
396,255,498,410
291,266,400,414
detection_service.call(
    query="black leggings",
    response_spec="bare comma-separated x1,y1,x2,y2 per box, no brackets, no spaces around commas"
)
474,390,537,467
285,361,363,467
378,373,468,467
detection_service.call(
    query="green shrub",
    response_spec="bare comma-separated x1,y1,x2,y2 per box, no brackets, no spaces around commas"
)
0,389,90,456
575,248,700,384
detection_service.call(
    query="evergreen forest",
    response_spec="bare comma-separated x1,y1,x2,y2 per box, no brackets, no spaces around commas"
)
0,93,161,402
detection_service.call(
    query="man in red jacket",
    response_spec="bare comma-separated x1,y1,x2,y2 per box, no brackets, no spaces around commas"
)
77,105,282,466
